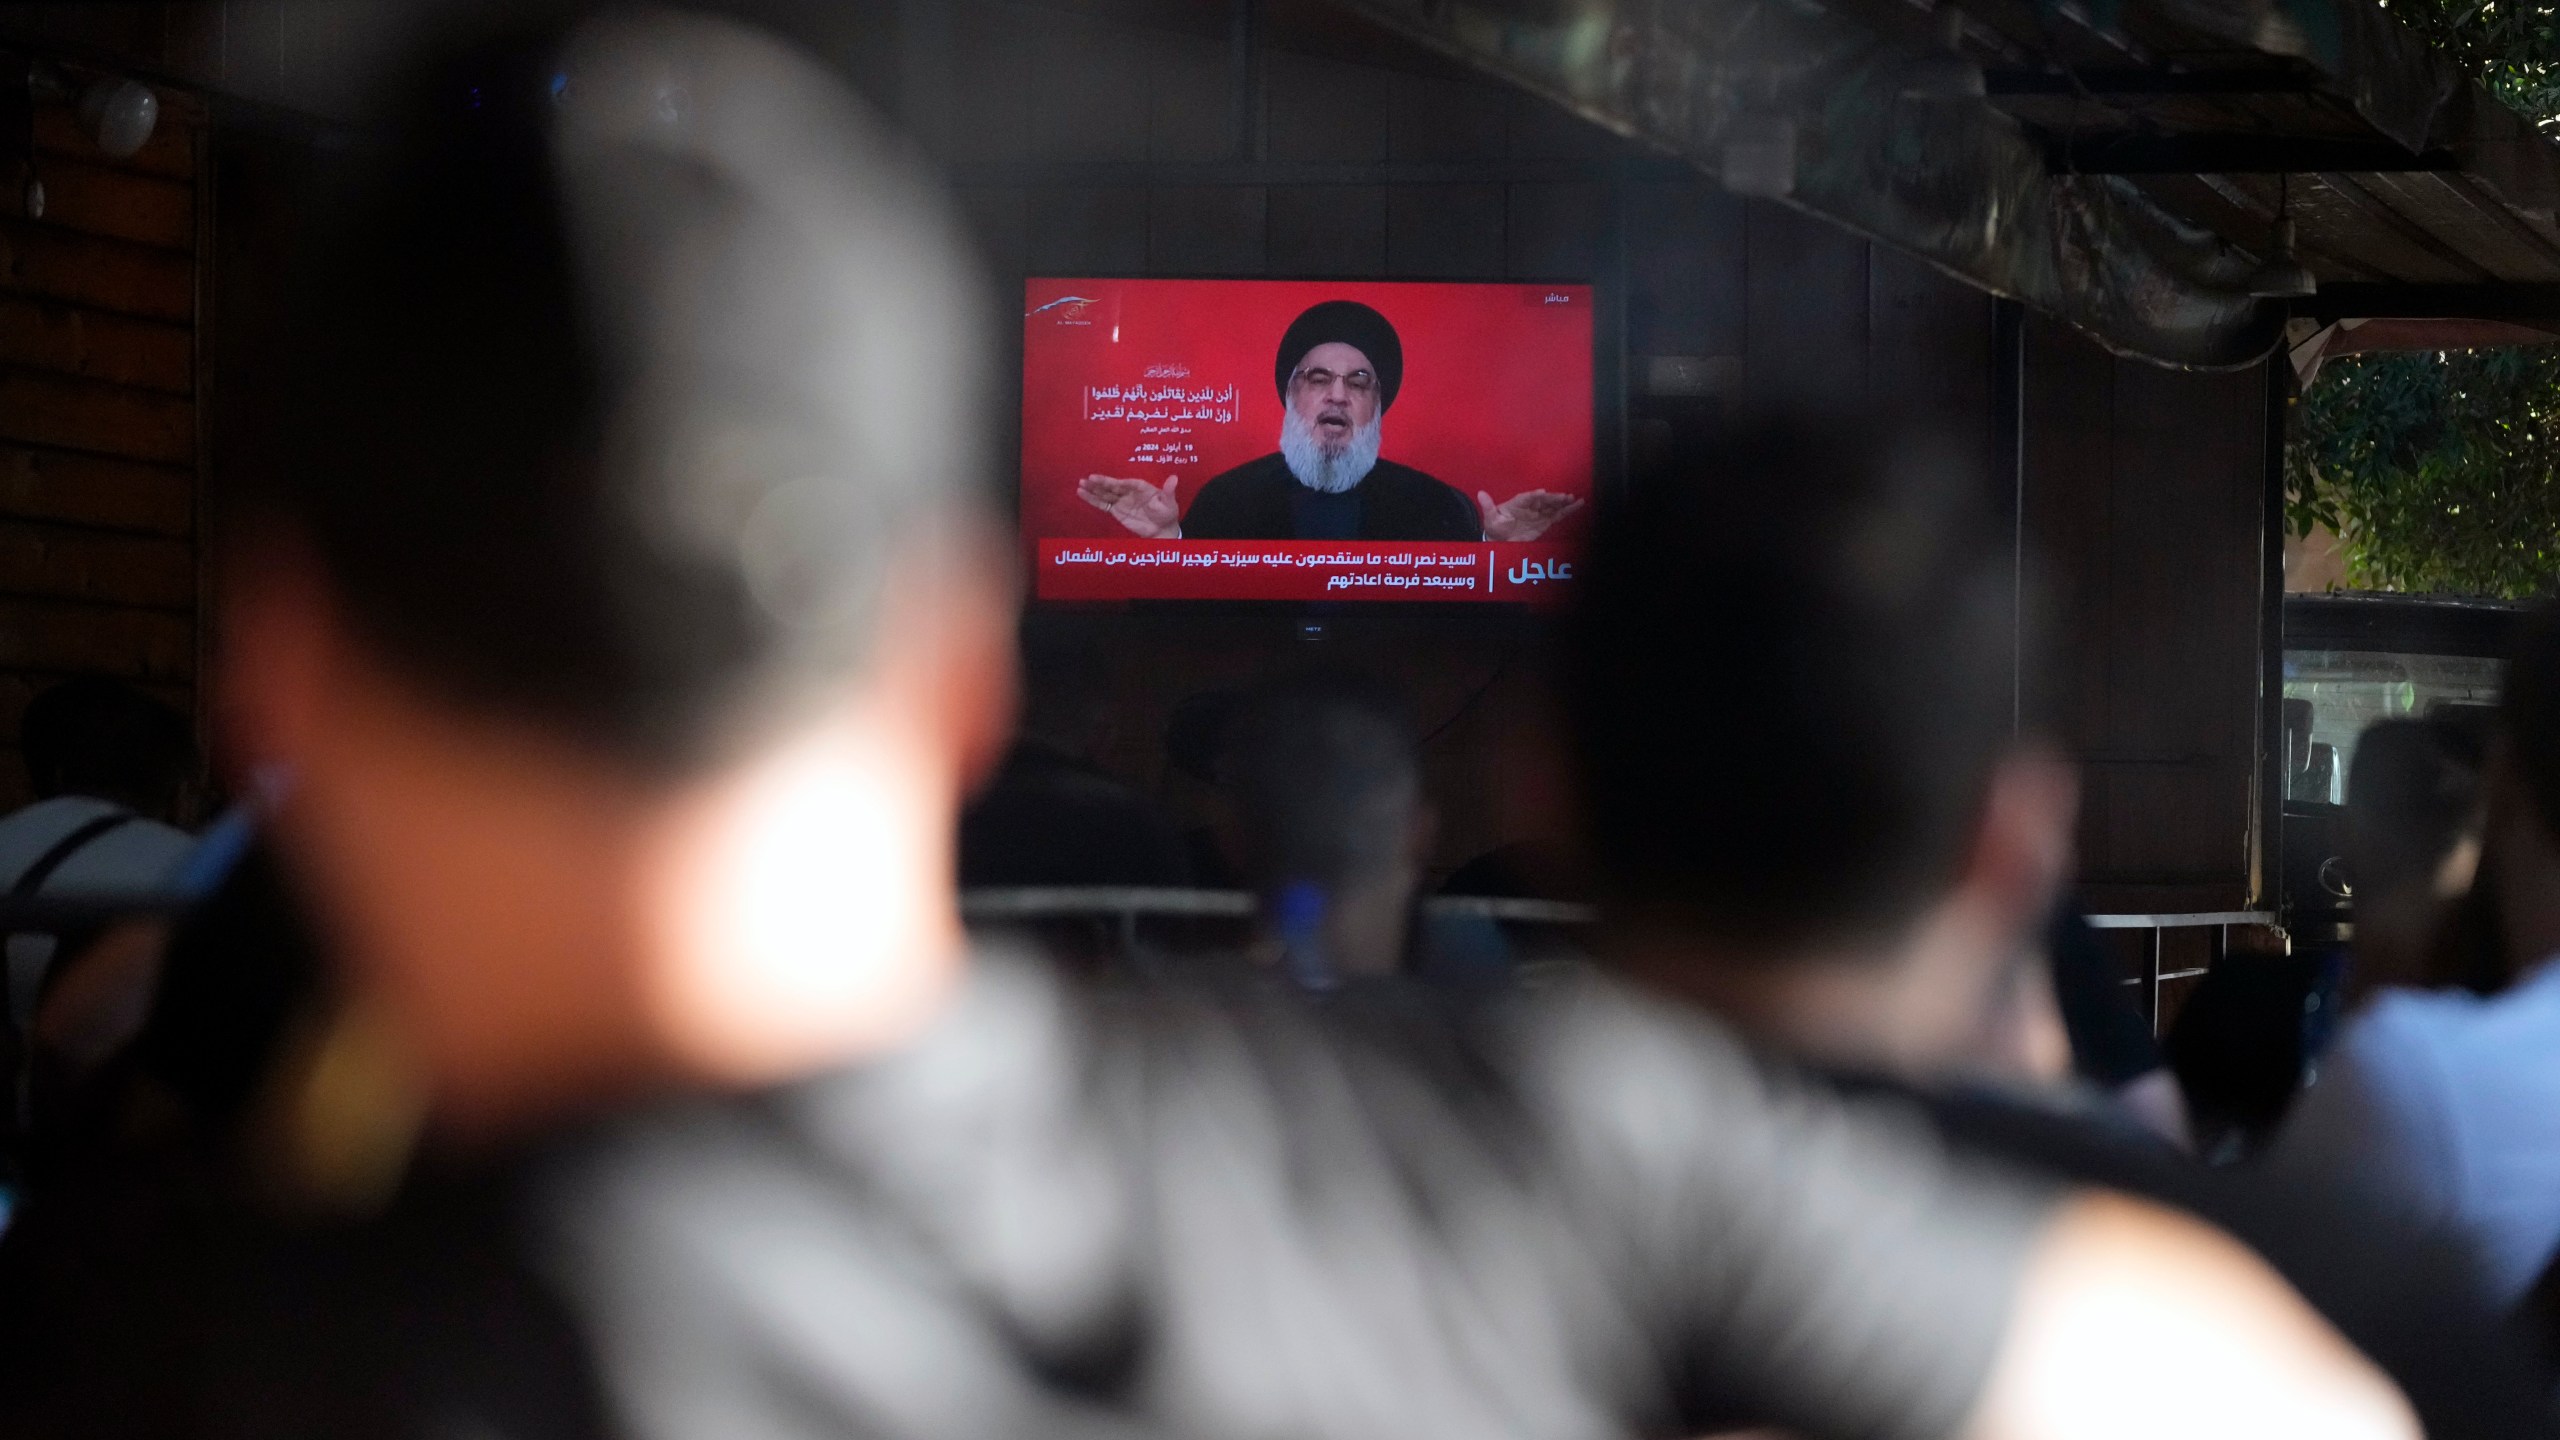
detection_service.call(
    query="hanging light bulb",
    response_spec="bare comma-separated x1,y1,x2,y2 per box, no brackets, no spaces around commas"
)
2247,176,2318,299
77,77,157,160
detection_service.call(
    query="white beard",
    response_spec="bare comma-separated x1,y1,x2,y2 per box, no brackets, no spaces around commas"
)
1279,408,1383,495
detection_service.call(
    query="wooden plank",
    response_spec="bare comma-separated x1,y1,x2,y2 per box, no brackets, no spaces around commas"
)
1266,52,1390,166
936,1,1032,164
0,520,193,609
0,444,191,535
32,101,194,182
2086,763,2251,892
1390,71,1510,162
1624,180,1744,358
0,596,195,680
1867,247,1995,476
2026,333,2269,897
1742,201,1867,406
1148,186,1266,275
2105,361,2262,763
1506,182,1607,280
1026,187,1149,275
19,156,193,251
955,186,1030,286
0,296,191,393
1148,30,1234,166
0,368,195,465
1021,8,1154,165
0,220,194,323
2020,313,2118,811
1267,185,1387,277
1386,183,1504,278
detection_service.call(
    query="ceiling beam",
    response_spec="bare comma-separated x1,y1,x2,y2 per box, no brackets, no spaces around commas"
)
2047,135,2456,175
2304,283,2560,322
1986,68,2320,97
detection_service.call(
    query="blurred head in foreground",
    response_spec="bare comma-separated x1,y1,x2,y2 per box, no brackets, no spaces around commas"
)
1217,674,1431,984
222,10,1011,1131
2344,714,2487,999
1565,417,2076,1080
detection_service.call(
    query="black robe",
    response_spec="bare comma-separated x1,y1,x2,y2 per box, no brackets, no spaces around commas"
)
1179,452,1480,541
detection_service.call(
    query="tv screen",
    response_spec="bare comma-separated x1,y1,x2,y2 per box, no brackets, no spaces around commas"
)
1021,278,1595,604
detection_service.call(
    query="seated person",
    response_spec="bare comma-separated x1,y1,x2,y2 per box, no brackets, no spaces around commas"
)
2342,714,2490,1002
1559,416,2552,1438
957,628,1187,889
1214,674,1505,988
2267,603,2560,1311
0,679,199,1173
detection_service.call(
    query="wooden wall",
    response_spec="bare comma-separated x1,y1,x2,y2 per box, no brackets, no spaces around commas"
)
0,83,203,811
2024,317,2275,913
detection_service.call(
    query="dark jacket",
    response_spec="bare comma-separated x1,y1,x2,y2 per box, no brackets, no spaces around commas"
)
1181,453,1479,541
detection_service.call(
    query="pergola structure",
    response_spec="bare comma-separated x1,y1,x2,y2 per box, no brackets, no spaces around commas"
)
1340,0,2560,366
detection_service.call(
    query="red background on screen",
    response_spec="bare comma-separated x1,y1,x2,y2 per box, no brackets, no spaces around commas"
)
1019,279,1595,553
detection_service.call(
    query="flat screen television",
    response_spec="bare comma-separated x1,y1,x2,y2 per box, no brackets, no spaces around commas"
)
1021,277,1595,604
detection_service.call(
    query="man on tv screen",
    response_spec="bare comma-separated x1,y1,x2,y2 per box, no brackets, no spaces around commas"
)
1077,299,1582,543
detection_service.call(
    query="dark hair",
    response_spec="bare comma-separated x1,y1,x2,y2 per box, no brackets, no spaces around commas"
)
1564,415,2024,951
245,12,989,769
1218,675,1420,895
2347,715,2483,895
20,677,192,815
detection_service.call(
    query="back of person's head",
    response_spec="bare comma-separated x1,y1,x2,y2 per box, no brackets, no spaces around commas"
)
245,9,990,772
1218,675,1423,900
20,677,192,817
1565,414,2024,953
2347,716,2483,900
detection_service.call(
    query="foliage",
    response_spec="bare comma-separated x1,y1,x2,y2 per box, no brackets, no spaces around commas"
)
2283,3,2560,596
2378,0,2560,133
2289,348,2560,596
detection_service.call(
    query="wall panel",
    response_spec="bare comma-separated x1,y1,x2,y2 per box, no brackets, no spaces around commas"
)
2024,316,2270,910
0,90,203,808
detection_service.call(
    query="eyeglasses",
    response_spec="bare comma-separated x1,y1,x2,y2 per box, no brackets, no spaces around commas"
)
1290,366,1377,395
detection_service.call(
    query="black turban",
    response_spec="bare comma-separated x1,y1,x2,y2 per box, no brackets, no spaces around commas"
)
1274,300,1403,412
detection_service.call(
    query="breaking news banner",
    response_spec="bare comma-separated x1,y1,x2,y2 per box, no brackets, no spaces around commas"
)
1022,277,1594,604
1037,540,1581,604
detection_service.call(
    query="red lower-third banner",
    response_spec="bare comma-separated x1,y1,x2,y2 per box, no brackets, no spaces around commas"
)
1036,539,1581,603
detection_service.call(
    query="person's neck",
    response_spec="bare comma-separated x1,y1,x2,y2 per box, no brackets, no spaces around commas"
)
319,724,971,1145
1607,907,1999,1083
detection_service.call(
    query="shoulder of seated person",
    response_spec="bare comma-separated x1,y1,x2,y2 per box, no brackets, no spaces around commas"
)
0,794,133,874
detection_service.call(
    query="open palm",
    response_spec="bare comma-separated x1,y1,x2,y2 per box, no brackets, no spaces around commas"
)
1079,474,1181,538
1476,488,1584,542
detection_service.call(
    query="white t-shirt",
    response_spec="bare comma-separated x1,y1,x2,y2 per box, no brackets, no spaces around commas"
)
2266,958,2560,1305
0,796,194,1026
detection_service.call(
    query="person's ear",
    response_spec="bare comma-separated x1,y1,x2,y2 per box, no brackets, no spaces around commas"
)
1961,748,2080,940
